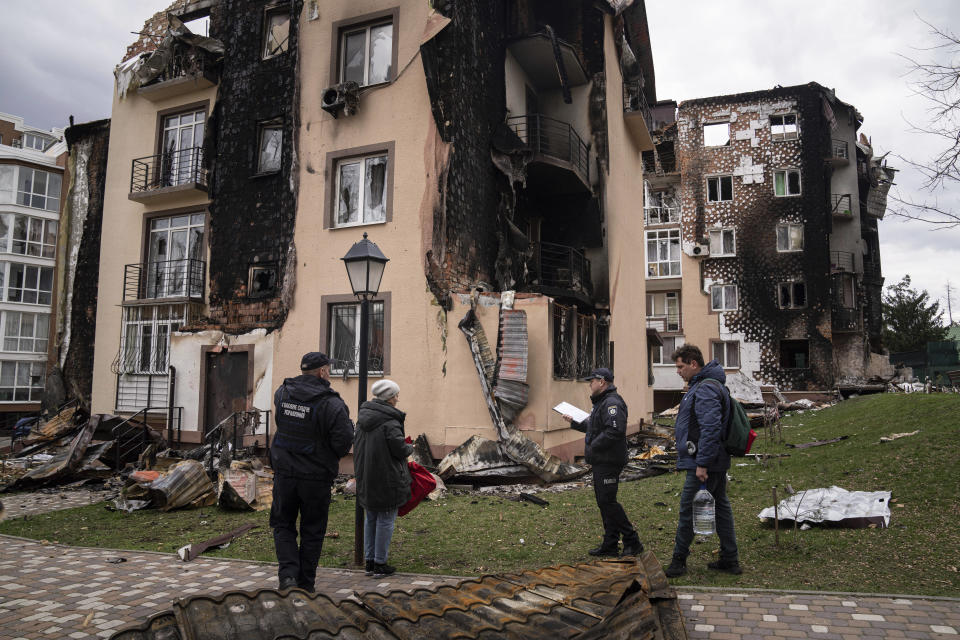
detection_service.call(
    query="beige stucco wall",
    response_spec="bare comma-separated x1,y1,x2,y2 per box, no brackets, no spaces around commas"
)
91,79,216,416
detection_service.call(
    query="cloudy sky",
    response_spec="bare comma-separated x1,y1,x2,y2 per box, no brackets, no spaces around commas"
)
1,1,958,322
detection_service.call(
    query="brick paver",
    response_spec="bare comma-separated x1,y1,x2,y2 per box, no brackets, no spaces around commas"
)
0,534,958,639
0,489,111,522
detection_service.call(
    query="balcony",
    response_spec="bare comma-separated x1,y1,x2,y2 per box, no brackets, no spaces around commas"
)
505,32,588,91
644,205,679,226
830,250,854,273
530,241,593,305
623,80,655,151
506,114,590,193
123,258,206,303
828,139,850,166
831,193,853,219
832,306,861,333
646,315,681,333
138,46,220,102
129,147,208,202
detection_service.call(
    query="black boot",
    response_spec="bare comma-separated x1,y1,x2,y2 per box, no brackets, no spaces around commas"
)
588,544,619,557
707,559,743,575
620,540,644,557
664,559,687,578
365,560,375,576
373,563,396,577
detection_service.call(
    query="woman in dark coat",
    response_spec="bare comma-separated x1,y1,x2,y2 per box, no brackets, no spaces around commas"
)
354,379,414,577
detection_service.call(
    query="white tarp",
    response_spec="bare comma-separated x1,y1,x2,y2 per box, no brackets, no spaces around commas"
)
758,486,891,528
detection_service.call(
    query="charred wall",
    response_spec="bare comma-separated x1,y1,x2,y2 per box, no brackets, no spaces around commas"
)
678,84,835,390
55,119,111,409
203,0,301,331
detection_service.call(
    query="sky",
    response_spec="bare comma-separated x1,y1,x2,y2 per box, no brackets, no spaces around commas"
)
0,0,958,323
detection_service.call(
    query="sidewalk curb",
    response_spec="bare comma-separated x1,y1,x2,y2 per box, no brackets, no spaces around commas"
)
673,584,960,602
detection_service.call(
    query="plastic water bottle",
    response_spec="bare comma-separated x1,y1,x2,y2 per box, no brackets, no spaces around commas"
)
693,484,716,536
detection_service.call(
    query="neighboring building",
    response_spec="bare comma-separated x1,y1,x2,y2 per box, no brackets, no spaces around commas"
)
641,83,894,408
0,113,67,426
90,0,658,462
890,325,960,384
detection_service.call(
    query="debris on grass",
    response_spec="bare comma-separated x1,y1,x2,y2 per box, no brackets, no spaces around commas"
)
880,430,919,443
785,436,849,449
758,486,891,529
176,523,259,562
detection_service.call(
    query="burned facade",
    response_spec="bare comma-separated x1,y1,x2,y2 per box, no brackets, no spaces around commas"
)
643,83,892,403
88,0,658,462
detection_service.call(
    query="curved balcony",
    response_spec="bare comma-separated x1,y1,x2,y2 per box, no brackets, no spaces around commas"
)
506,114,590,193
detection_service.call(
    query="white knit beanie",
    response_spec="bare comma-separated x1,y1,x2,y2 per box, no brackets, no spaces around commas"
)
371,379,400,400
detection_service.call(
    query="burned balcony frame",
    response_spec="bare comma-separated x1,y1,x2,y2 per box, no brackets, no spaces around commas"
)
136,35,222,103
530,241,593,305
123,259,206,302
130,147,208,199
830,250,854,273
831,193,853,218
506,114,590,188
829,139,850,165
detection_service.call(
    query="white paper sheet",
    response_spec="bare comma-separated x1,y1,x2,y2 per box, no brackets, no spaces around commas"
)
553,402,589,423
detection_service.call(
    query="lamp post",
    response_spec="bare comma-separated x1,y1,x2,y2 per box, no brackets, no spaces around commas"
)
341,232,389,566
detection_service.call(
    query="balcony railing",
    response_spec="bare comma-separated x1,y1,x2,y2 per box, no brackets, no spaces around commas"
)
646,315,681,333
145,50,214,87
644,205,679,225
506,114,589,185
831,139,849,162
535,242,592,297
130,147,207,195
830,251,854,273
831,193,853,217
623,80,654,130
124,258,206,301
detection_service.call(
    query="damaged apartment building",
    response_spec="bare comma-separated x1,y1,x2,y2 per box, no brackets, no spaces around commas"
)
641,83,895,409
88,0,659,464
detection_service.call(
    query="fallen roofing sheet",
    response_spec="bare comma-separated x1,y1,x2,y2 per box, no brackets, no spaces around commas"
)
11,420,95,489
758,486,892,528
111,553,686,640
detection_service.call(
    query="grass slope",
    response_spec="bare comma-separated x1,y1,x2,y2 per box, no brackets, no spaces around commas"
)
2,394,958,595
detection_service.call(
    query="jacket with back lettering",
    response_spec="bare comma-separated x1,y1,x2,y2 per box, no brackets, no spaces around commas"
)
270,374,354,481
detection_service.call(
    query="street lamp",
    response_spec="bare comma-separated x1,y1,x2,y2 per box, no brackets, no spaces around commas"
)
341,232,389,566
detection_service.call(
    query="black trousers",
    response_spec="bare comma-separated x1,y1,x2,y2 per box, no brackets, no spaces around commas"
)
593,464,640,548
269,473,332,590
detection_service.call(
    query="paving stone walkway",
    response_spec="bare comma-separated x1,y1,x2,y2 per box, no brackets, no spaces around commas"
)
0,490,111,522
1,535,958,639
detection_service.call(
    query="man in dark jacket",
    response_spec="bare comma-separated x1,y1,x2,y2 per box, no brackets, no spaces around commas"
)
665,344,741,578
354,379,414,578
564,368,643,557
270,352,354,592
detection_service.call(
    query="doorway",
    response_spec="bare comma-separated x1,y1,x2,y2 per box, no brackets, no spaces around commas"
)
202,347,251,433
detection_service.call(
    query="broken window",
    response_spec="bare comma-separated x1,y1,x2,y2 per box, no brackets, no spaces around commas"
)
836,273,856,309
778,281,807,309
774,169,801,197
706,176,732,202
776,223,804,252
16,167,61,212
340,19,394,86
5,214,57,258
0,360,44,402
710,284,738,312
646,229,681,278
2,311,49,353
703,122,730,147
248,264,278,298
576,313,595,378
595,320,610,369
146,214,205,299
262,5,290,59
5,263,53,305
552,303,575,379
329,300,385,375
118,304,186,374
335,152,388,227
651,336,679,365
770,114,798,141
257,120,283,174
708,228,736,257
646,291,680,332
161,109,205,187
712,341,740,369
644,185,679,225
780,340,809,369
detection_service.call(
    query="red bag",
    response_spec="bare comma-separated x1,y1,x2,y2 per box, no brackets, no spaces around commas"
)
398,460,437,517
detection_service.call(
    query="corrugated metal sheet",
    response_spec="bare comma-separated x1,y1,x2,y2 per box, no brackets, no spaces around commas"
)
111,555,686,640
36,406,81,441
496,310,528,382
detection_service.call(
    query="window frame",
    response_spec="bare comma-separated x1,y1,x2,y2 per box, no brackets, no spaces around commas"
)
777,280,807,309
324,142,395,229
770,113,799,141
15,167,62,212
708,227,736,257
776,223,804,252
0,359,45,402
646,291,681,332
2,310,50,354
645,228,682,279
255,118,284,175
711,340,741,369
773,168,802,197
330,8,399,88
651,335,680,366
710,283,738,312
117,304,187,375
262,3,291,60
319,292,392,376
2,262,54,306
706,175,733,202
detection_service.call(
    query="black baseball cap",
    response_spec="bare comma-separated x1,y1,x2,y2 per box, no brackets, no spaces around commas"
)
300,352,330,370
583,367,614,382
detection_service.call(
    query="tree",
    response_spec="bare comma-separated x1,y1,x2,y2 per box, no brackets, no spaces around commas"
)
882,275,948,353
892,16,960,228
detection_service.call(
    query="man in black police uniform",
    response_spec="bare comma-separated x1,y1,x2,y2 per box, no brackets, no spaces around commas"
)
271,352,354,592
564,368,643,557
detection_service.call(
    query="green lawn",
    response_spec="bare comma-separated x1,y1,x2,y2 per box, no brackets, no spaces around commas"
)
2,394,958,596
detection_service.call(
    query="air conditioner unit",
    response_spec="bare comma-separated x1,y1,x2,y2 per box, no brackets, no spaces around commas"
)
321,87,346,118
691,243,710,257
320,81,361,118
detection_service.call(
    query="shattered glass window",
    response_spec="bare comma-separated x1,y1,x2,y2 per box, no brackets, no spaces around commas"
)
147,214,205,298
11,216,56,258
0,360,44,402
710,284,737,311
340,21,393,86
776,223,804,252
771,114,798,141
335,152,389,227
262,8,290,59
258,123,283,174
778,281,806,309
774,169,801,196
161,110,205,186
708,228,735,256
329,301,385,375
707,176,732,202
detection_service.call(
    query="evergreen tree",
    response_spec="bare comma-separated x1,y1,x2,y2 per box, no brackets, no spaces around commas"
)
882,275,948,352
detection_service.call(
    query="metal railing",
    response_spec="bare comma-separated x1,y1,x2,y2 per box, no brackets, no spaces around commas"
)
124,259,206,301
505,114,589,185
644,205,679,225
536,242,592,296
131,147,207,193
646,315,681,333
144,49,214,87
111,406,183,469
204,410,272,475
832,139,849,161
830,251,854,273
623,80,654,132
831,193,853,216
